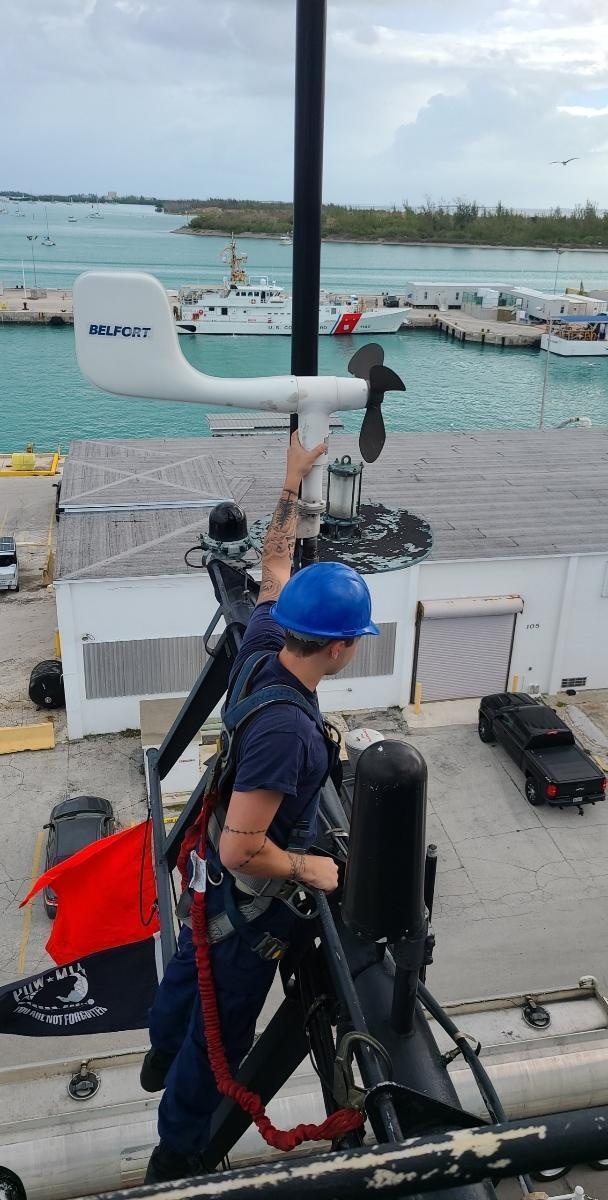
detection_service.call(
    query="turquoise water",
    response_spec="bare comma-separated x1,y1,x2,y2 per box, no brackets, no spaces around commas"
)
1,202,607,445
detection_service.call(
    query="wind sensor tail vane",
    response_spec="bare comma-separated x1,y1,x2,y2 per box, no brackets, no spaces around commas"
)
73,269,406,534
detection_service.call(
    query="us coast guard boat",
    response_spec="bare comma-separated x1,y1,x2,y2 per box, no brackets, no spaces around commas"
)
176,237,410,336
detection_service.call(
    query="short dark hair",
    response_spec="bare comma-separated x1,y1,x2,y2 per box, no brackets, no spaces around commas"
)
284,631,355,657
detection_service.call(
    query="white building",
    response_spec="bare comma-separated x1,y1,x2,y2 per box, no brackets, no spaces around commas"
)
403,283,468,310
402,282,605,321
55,430,608,739
497,287,604,322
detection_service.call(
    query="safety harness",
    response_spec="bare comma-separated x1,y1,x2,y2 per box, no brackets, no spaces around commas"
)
177,650,341,958
175,648,364,1150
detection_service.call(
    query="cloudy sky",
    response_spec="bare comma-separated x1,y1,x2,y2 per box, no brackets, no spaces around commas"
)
3,0,607,207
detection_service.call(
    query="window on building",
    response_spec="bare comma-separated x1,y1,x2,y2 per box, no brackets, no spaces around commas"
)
221,307,228,316
208,306,215,312
561,676,588,688
424,291,428,300
455,292,460,300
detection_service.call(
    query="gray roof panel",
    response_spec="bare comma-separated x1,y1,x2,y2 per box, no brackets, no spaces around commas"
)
55,428,608,580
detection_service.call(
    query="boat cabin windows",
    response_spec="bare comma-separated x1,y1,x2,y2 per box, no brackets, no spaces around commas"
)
221,307,228,316
331,308,337,315
208,307,215,312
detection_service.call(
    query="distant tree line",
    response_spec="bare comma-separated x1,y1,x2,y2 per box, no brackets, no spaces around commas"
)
188,198,608,248
0,191,159,205
3,192,608,246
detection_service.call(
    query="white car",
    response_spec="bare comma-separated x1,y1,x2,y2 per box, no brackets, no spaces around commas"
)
0,536,19,592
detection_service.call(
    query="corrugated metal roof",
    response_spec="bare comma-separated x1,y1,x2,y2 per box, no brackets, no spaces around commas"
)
55,428,608,581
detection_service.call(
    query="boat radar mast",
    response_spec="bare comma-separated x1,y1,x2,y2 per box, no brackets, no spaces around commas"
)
222,234,249,285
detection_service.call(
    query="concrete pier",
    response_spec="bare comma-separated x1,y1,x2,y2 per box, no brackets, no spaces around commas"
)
0,285,542,346
435,313,542,347
0,287,73,325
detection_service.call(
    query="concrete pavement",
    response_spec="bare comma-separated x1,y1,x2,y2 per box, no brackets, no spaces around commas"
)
405,723,608,999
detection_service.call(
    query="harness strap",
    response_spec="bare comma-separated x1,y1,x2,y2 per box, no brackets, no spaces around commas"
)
190,795,365,1151
177,649,337,934
223,649,271,714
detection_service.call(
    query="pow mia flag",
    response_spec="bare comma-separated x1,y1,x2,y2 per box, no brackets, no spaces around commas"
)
0,938,160,1036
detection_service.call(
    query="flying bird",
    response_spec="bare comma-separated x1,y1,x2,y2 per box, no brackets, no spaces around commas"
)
549,158,580,166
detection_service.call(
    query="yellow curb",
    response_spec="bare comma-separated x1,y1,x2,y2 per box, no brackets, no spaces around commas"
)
0,723,55,754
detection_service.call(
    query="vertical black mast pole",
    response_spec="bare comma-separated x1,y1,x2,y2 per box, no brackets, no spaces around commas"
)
290,0,327,567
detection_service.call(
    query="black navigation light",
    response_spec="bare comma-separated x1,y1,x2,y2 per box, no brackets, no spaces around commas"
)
208,501,248,545
201,502,252,561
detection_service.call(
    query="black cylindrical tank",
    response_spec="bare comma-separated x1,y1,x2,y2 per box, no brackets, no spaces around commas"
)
208,502,248,545
342,740,427,944
28,659,65,709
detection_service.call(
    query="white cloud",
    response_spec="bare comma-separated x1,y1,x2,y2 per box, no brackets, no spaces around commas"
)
558,105,608,117
1,0,607,206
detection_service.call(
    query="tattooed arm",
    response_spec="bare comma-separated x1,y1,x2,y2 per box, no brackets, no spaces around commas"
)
257,432,327,604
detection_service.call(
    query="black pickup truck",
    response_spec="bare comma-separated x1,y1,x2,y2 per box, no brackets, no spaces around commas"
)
478,693,606,811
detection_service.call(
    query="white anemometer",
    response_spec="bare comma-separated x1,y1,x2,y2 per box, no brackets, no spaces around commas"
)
73,271,405,538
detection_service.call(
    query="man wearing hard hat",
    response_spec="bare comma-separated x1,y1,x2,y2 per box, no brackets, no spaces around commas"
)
144,434,379,1183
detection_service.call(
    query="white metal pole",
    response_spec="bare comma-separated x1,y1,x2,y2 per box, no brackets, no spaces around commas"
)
539,248,563,428
21,259,27,300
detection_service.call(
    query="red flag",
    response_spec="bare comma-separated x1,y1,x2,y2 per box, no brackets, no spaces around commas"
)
20,821,159,964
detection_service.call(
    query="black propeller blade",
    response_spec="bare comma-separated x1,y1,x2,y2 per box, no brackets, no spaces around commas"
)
347,342,385,381
348,343,405,463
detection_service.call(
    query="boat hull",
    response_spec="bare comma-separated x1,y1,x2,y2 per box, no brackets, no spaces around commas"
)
177,306,409,336
541,333,608,357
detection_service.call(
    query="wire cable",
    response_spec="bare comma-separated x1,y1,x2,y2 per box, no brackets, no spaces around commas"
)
417,981,533,1194
138,810,157,928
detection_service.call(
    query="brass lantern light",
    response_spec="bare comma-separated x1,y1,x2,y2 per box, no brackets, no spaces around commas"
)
322,455,363,540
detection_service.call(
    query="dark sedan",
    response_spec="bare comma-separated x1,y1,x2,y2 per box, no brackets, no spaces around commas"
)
43,795,115,918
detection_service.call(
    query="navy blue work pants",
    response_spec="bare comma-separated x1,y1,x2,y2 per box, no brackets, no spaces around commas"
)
149,901,296,1158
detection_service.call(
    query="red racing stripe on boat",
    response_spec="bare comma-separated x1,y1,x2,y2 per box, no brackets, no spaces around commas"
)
332,311,362,335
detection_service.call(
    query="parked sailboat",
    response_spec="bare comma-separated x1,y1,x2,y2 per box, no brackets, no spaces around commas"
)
41,208,56,247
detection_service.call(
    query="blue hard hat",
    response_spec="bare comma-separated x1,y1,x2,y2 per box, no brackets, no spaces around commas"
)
271,562,380,640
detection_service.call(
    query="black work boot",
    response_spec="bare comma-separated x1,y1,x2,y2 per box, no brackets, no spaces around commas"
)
144,1142,204,1184
140,1046,176,1092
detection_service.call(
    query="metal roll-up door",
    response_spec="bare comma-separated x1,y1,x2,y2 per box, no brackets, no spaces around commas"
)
413,596,523,702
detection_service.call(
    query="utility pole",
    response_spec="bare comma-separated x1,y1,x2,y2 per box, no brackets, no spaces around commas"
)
539,247,563,428
29,235,39,291
290,0,327,567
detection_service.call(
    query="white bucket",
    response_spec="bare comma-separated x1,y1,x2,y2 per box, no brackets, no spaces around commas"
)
344,727,384,770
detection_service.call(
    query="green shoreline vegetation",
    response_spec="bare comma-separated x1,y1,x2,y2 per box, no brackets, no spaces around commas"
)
186,199,608,249
3,192,608,249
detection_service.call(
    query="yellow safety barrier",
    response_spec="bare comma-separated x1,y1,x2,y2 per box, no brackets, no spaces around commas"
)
42,549,55,587
54,629,61,658
414,681,423,715
0,448,61,477
11,452,36,471
511,674,519,692
0,723,55,754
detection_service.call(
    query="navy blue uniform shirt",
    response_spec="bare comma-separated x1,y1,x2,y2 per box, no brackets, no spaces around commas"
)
226,602,330,850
